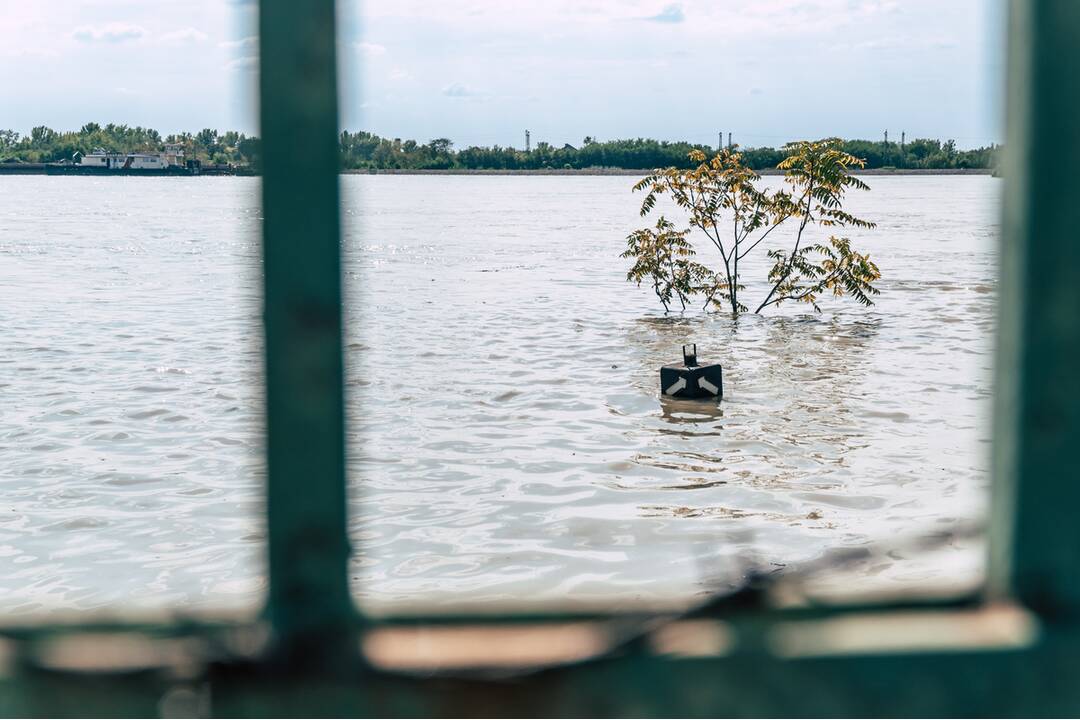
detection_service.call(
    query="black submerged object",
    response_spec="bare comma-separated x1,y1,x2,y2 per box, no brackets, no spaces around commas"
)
660,344,723,399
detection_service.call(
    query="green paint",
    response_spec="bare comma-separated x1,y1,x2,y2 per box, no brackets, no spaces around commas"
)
259,0,355,653
992,0,1080,616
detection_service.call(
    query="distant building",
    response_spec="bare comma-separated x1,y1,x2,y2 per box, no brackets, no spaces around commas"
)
163,143,185,167
79,149,126,169
125,153,164,170
78,146,184,170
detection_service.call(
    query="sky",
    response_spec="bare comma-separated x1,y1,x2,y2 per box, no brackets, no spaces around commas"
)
1,0,1004,149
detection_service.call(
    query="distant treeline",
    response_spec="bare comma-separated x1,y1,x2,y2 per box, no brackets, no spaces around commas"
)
0,124,260,166
0,123,997,171
339,133,997,171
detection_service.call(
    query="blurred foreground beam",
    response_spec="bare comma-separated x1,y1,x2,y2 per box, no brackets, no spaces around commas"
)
993,0,1080,614
258,0,353,654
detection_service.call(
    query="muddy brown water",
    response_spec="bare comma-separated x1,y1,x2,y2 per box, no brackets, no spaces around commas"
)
0,175,997,614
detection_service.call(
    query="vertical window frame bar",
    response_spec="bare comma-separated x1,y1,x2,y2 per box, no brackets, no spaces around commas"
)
992,0,1080,613
258,0,355,650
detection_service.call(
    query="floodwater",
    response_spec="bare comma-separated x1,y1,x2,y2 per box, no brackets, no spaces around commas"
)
0,175,998,615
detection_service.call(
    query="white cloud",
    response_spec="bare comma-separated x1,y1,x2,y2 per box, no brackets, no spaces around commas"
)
355,41,387,57
645,4,685,23
71,22,147,44
219,35,257,51
159,28,209,46
442,82,481,98
845,35,960,52
227,55,259,72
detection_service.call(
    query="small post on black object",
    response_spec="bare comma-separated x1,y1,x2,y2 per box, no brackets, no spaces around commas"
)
683,343,697,367
662,344,723,400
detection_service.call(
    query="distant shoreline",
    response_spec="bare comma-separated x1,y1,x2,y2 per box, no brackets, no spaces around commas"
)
345,167,995,177
0,165,995,178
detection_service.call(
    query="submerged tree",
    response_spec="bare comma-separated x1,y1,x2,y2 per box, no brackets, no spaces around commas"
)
620,217,712,312
623,139,881,314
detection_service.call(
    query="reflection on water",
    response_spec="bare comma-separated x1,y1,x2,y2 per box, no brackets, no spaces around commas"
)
0,174,996,613
657,395,724,426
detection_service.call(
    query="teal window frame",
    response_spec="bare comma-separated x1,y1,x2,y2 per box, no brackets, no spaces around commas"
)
2,0,1080,715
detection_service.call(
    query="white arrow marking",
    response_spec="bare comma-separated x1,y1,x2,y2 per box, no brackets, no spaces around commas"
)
665,377,687,395
699,378,719,395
